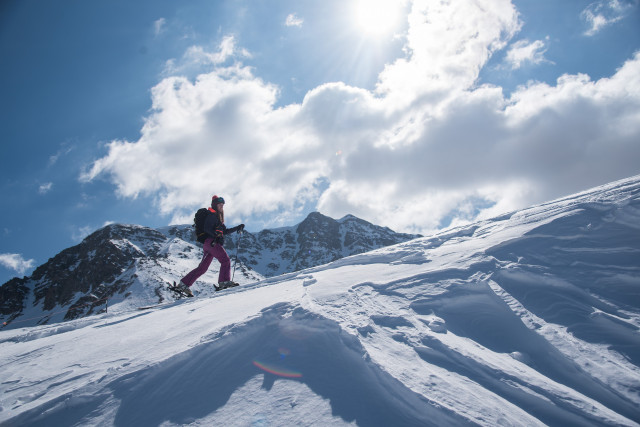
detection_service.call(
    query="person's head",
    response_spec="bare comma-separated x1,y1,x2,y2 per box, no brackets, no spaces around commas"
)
211,195,225,222
211,195,225,215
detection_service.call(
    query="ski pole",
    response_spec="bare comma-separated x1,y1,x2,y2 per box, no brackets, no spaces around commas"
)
232,230,243,282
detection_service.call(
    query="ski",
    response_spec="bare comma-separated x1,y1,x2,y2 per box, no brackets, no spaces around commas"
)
137,297,192,310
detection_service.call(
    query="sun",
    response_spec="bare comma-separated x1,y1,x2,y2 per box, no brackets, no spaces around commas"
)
353,0,404,37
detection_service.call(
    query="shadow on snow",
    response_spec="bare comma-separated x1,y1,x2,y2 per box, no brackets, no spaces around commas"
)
11,304,469,427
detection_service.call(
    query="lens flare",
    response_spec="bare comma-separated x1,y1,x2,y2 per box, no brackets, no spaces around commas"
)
278,348,291,359
253,360,302,378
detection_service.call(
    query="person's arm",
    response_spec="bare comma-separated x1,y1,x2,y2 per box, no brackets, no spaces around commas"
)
227,224,245,234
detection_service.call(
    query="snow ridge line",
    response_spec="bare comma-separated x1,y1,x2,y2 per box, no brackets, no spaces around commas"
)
2,296,110,328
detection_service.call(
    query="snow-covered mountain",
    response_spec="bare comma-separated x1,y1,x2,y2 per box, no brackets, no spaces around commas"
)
1,175,639,426
0,212,419,328
227,212,421,276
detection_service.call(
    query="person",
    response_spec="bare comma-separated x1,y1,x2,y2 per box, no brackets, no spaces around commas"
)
174,195,244,296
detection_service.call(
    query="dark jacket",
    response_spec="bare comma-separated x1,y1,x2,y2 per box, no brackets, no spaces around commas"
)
204,209,242,245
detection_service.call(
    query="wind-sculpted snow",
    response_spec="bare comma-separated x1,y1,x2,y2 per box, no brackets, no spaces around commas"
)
8,306,469,426
1,175,639,425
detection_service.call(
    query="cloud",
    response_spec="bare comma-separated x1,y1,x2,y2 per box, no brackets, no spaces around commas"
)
82,0,640,234
285,13,303,27
48,144,74,166
581,0,636,36
71,225,95,242
185,36,242,65
376,0,521,105
154,18,166,36
0,253,35,276
316,52,640,232
39,182,53,194
505,38,549,69
162,36,251,76
68,222,113,243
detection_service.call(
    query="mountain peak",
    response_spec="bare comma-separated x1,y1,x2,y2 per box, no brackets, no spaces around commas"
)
300,211,334,224
228,212,419,277
1,213,417,327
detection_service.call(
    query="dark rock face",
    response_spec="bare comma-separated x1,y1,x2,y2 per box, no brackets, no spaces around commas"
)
162,224,196,243
1,224,170,325
1,214,419,327
33,225,166,315
0,277,30,325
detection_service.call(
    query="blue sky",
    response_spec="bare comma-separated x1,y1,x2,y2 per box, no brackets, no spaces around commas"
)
1,0,639,284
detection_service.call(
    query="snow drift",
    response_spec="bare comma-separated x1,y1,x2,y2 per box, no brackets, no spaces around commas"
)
1,175,639,426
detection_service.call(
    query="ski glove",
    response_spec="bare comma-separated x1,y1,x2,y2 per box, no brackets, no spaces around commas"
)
213,230,225,246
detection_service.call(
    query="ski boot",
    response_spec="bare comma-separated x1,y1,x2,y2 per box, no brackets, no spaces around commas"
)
171,281,194,297
215,281,239,291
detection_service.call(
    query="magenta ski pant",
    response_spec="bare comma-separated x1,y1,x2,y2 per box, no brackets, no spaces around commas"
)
181,238,231,286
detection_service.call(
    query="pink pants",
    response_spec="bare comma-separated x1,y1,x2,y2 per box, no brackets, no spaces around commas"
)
181,238,231,286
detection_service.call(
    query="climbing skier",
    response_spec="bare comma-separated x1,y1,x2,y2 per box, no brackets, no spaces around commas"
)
174,195,244,296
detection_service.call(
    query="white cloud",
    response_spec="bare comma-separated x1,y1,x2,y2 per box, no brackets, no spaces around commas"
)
505,38,549,69
581,0,636,36
38,182,53,194
71,225,94,242
376,0,521,106
0,253,35,276
186,36,240,64
162,36,251,76
82,0,640,235
68,222,113,243
285,13,303,27
154,18,167,36
48,146,72,166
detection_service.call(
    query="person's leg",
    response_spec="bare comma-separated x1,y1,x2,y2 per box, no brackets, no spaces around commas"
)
181,238,216,286
210,244,231,283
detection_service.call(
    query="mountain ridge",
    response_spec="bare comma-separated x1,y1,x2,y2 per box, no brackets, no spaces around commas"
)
1,212,420,328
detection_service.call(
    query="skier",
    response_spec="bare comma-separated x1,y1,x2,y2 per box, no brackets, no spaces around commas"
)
174,195,244,296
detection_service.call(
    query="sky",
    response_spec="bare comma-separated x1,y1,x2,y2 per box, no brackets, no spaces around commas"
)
1,0,639,284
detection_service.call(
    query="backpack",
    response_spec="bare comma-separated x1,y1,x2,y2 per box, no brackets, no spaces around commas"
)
193,208,211,243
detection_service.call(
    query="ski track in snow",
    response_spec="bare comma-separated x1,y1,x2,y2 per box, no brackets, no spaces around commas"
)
1,176,640,425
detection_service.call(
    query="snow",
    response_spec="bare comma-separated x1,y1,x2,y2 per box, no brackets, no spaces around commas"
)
1,175,640,425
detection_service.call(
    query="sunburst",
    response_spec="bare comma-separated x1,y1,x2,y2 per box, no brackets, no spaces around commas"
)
353,0,405,37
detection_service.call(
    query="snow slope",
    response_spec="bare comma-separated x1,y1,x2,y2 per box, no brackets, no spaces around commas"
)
1,176,639,426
